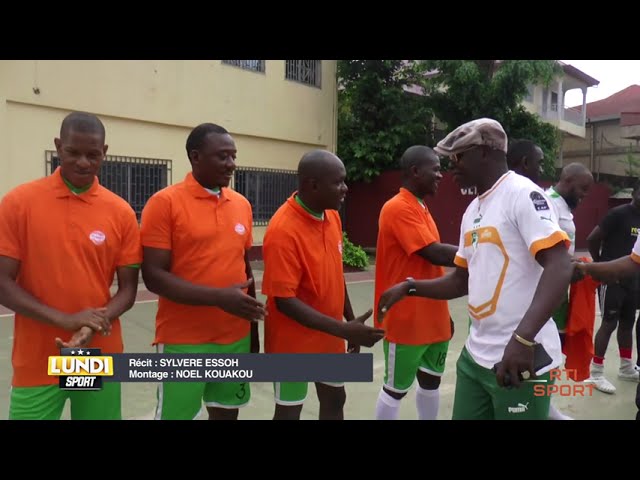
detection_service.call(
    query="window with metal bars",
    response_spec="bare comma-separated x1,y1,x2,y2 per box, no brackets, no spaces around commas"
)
234,167,298,225
285,60,322,88
45,151,172,220
221,60,266,73
234,166,346,226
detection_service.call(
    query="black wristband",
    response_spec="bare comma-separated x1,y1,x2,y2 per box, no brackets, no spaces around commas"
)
406,277,417,296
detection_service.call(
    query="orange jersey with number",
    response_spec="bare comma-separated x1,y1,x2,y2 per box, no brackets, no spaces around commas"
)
374,188,451,345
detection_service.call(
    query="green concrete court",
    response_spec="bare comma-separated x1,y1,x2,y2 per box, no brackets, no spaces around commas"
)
0,265,638,420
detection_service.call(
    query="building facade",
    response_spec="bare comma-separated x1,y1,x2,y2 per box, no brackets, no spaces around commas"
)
0,60,338,246
563,84,640,187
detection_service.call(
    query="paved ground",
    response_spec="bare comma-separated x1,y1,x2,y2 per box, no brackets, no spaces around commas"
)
0,262,638,420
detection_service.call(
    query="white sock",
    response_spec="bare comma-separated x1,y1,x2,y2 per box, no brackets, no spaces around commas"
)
548,402,573,420
375,388,402,420
415,386,439,420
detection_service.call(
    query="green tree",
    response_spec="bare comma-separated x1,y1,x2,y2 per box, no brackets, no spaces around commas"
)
617,144,640,178
423,60,563,179
337,60,434,182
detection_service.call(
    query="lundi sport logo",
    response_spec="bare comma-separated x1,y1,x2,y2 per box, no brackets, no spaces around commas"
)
48,348,114,391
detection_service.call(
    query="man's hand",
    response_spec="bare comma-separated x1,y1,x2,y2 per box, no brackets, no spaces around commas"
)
572,259,589,280
342,309,384,348
494,336,535,389
56,308,111,335
346,314,359,353
217,278,266,322
377,282,409,322
55,326,95,349
571,265,585,283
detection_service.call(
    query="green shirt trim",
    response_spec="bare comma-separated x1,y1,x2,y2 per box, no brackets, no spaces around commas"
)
295,194,324,220
62,175,92,195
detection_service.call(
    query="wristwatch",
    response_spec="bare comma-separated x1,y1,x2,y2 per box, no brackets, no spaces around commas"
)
405,277,417,296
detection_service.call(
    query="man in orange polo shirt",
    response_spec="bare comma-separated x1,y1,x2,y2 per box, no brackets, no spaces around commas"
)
261,150,385,420
0,111,141,420
374,145,457,420
141,123,265,421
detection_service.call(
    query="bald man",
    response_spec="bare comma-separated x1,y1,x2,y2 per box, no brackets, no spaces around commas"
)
374,146,457,420
507,139,545,185
261,150,385,420
546,162,594,258
544,163,593,420
0,111,141,420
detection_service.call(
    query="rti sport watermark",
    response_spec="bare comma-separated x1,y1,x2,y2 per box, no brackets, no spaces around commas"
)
532,368,595,397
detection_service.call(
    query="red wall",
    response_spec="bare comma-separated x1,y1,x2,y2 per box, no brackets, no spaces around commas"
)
344,170,403,248
344,171,613,250
572,183,613,250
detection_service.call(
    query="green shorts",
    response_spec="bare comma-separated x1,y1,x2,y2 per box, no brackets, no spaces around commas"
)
9,382,121,420
552,293,569,332
273,381,344,406
452,347,553,420
383,339,449,393
155,336,251,420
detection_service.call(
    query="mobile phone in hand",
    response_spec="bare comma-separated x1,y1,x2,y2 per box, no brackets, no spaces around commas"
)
492,343,553,387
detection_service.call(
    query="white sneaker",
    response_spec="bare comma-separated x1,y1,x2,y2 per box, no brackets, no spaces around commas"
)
584,375,617,394
586,362,616,393
619,359,640,382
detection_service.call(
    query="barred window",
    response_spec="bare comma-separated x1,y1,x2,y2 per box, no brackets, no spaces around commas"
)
222,60,266,73
46,151,172,220
234,167,297,225
285,60,322,88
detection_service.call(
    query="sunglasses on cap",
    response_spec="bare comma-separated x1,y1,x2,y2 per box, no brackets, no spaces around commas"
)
450,145,481,164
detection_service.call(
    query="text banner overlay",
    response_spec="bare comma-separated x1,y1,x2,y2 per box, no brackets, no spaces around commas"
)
105,353,374,382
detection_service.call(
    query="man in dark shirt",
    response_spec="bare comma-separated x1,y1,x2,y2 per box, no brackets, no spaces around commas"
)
585,181,640,393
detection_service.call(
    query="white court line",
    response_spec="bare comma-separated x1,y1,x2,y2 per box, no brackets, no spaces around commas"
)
0,279,376,318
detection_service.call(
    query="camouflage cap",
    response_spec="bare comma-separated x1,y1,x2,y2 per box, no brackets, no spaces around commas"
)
434,118,508,156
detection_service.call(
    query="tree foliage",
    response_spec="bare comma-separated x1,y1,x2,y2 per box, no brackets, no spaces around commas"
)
337,60,434,182
423,60,563,179
337,60,564,182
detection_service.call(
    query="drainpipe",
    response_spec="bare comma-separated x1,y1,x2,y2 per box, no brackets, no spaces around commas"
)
597,130,604,182
589,123,596,172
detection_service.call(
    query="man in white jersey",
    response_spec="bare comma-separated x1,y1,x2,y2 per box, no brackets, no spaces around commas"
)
545,162,594,420
546,163,594,338
378,118,573,420
576,235,640,419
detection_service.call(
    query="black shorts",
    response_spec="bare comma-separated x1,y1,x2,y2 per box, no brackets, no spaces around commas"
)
598,282,638,324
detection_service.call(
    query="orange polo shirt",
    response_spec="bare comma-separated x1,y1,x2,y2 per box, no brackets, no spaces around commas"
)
374,188,451,345
0,167,142,387
261,194,346,353
140,173,253,345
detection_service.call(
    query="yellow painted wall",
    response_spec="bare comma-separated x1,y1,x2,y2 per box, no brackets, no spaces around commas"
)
0,60,336,149
0,60,337,243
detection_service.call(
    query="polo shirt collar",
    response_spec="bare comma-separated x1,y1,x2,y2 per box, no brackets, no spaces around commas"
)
185,172,230,201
